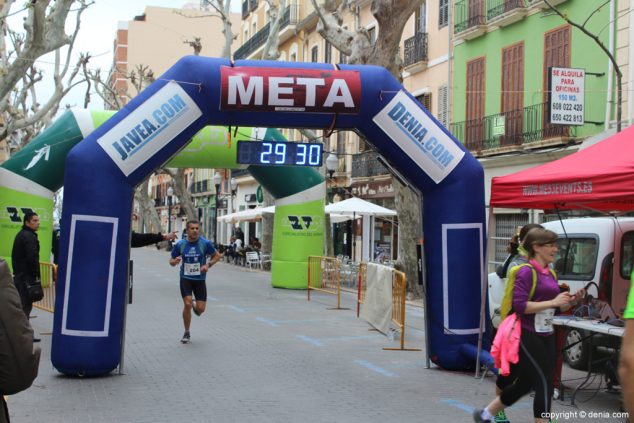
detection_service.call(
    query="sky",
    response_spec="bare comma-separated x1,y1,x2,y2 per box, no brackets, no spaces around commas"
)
7,0,239,111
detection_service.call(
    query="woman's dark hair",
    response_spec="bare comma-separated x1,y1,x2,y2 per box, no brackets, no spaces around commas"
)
506,235,520,255
518,223,543,242
523,228,558,258
506,223,543,255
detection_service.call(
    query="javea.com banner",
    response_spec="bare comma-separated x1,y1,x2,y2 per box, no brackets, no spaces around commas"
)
97,82,202,176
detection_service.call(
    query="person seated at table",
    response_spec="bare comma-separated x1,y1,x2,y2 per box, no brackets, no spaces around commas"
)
249,237,261,251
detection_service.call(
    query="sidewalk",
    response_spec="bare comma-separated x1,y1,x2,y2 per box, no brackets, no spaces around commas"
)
8,248,625,422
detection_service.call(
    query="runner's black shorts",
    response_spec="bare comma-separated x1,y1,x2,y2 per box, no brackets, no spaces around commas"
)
179,277,207,301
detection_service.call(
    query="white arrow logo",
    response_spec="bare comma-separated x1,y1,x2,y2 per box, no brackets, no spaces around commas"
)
25,144,50,171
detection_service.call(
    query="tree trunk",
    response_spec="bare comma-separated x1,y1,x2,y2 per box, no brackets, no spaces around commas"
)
135,179,162,233
261,188,275,256
395,181,423,299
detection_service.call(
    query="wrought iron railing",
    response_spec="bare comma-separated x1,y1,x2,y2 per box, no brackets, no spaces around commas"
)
234,6,299,60
403,32,428,67
234,22,270,59
454,0,486,34
351,151,389,178
249,0,257,11
450,102,576,152
487,0,526,20
242,0,249,18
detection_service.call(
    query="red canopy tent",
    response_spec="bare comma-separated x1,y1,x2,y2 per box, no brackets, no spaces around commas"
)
490,124,634,211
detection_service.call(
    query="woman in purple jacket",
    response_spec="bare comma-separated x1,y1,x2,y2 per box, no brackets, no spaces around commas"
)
474,229,585,423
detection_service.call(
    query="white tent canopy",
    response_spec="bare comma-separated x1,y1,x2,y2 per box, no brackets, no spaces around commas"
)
217,198,396,227
217,207,266,223
325,197,397,216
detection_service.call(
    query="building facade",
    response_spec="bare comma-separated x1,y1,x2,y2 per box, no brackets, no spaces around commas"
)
109,5,240,237
450,0,630,268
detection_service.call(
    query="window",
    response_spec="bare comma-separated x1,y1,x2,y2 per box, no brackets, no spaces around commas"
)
340,51,348,64
416,93,432,112
621,231,634,278
492,213,529,265
290,53,296,61
466,57,485,147
543,25,571,135
311,45,319,62
415,4,426,33
437,85,449,127
555,237,598,281
439,0,448,28
501,42,524,145
325,41,332,63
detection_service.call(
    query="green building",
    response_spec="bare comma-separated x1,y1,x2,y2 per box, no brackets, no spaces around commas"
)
451,0,614,154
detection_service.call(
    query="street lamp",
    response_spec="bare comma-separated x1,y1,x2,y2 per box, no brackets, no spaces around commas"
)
230,177,238,213
325,152,338,180
212,172,222,246
166,185,174,234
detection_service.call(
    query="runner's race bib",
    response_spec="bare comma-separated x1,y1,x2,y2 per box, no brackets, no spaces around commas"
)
534,308,555,333
184,262,201,276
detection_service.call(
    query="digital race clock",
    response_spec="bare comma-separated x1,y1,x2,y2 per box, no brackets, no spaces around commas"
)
236,141,323,167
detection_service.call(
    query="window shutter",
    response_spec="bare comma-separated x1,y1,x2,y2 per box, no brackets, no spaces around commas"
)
438,85,449,127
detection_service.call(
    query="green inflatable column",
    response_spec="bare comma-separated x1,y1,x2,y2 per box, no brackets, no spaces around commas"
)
0,110,102,268
248,129,325,289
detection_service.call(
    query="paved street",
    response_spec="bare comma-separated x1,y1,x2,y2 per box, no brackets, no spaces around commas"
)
7,248,626,422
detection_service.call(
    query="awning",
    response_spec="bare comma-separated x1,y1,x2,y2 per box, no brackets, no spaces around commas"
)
217,207,266,223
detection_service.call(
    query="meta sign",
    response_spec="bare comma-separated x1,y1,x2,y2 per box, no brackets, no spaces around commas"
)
548,67,585,126
220,67,361,114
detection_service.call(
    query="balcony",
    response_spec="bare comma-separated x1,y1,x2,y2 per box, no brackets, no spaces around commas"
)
278,4,300,45
450,102,577,155
454,0,487,41
234,22,270,60
234,6,299,60
249,0,257,11
351,151,389,179
527,0,567,9
242,0,249,18
403,32,428,73
487,0,527,28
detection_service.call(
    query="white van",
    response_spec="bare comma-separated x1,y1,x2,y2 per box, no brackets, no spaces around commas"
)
488,217,634,369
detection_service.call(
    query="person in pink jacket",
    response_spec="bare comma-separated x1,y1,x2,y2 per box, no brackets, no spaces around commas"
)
474,229,585,423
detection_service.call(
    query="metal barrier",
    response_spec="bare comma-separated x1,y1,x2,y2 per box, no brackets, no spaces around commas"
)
356,262,367,317
33,262,56,313
307,256,345,309
383,270,420,351
357,263,420,351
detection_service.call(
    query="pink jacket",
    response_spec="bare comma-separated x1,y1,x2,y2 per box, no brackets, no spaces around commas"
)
491,313,521,376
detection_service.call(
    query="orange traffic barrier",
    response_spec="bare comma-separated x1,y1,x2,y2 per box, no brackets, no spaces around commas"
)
33,262,56,313
307,255,346,309
383,269,420,351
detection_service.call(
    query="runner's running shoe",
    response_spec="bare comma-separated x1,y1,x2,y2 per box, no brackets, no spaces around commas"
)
181,331,191,344
493,410,510,423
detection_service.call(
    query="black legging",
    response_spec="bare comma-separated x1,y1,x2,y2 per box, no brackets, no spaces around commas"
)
500,331,555,419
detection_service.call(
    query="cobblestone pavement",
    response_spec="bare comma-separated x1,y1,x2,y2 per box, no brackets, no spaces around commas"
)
7,248,626,422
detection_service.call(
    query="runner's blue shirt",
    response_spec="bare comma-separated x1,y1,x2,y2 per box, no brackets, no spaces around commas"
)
171,237,216,281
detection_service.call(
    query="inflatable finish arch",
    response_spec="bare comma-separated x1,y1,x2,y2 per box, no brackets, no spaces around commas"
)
53,57,488,375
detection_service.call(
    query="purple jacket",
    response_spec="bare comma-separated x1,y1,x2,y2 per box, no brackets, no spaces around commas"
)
513,262,560,335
